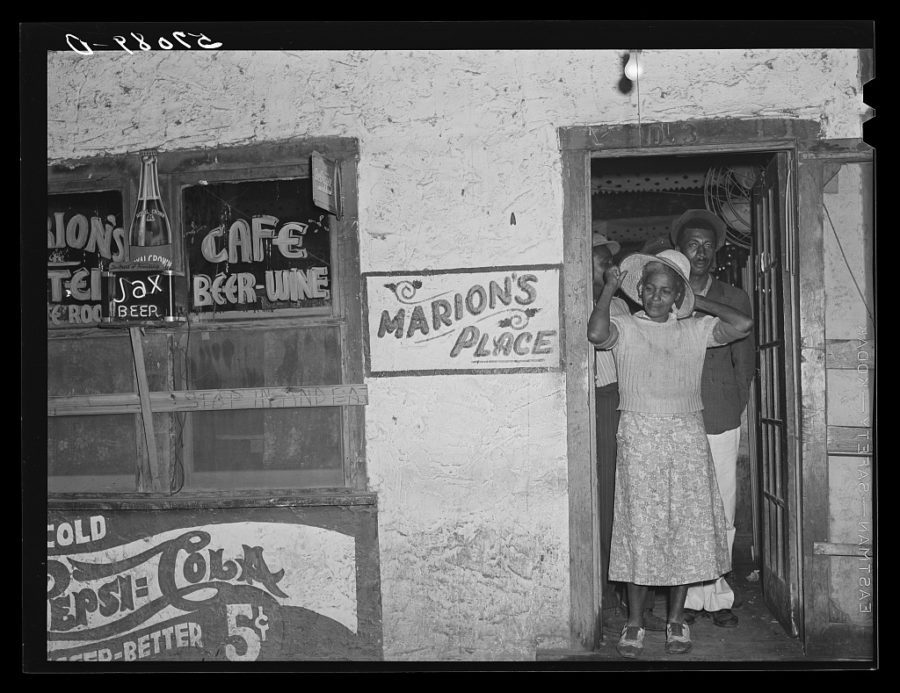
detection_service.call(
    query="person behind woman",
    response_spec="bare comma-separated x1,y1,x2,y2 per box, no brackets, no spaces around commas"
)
587,249,753,658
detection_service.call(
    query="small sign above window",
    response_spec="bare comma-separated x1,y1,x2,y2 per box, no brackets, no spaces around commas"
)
311,151,342,219
183,178,331,314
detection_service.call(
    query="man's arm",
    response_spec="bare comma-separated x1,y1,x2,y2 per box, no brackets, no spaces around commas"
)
730,287,756,410
693,293,753,336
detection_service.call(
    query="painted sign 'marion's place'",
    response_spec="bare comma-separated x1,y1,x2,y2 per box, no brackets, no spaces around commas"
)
363,265,563,376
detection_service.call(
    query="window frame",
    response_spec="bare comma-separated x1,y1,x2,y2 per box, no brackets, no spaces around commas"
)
47,138,368,501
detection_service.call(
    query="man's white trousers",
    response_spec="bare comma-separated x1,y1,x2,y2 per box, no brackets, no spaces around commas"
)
684,426,740,612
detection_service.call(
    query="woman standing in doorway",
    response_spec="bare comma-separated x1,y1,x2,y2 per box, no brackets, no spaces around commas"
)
587,249,753,657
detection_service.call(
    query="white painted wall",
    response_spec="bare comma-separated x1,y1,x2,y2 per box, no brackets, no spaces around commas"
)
47,48,868,660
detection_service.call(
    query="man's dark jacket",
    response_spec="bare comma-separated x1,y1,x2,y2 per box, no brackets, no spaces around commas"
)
701,277,756,434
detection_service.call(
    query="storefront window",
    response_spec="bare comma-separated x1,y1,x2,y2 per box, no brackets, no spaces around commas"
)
183,178,332,314
47,190,128,328
47,416,137,492
47,140,365,497
179,324,345,490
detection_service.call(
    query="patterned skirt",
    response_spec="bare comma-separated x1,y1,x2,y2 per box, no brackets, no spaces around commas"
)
608,410,731,586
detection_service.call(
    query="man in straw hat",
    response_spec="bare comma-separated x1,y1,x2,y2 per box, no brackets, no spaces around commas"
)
588,247,752,657
671,209,755,630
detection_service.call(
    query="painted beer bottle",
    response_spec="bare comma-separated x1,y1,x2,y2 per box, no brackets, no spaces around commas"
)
129,150,173,268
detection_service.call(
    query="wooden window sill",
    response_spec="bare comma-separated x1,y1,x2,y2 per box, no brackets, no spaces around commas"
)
47,490,377,511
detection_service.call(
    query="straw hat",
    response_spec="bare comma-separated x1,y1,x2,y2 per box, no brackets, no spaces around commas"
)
670,209,726,250
592,232,621,256
619,249,695,318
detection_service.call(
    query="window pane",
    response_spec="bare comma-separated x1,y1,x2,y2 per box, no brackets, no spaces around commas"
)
48,415,137,492
183,178,332,314
48,335,136,396
48,190,126,329
185,326,341,389
142,331,176,392
186,408,343,489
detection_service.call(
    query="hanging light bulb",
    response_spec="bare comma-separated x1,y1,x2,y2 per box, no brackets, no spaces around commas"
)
624,50,643,81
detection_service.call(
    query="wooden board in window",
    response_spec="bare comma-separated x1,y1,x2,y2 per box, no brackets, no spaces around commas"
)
183,178,331,316
47,190,127,328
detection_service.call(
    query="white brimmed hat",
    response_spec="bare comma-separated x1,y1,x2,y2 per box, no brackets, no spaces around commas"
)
619,249,695,318
592,232,621,256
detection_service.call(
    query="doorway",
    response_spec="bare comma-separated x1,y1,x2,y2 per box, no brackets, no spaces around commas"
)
559,119,873,660
588,149,802,646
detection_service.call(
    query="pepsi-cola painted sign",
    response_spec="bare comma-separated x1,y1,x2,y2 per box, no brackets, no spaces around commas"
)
47,513,361,661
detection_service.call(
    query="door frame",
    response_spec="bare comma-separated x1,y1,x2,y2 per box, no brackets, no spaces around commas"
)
558,117,841,651
796,150,875,658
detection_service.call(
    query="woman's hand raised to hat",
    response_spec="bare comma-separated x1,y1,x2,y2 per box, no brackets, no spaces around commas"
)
589,266,627,345
602,266,628,295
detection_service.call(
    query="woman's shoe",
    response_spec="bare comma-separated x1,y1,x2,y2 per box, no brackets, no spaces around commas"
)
665,622,692,655
616,625,645,658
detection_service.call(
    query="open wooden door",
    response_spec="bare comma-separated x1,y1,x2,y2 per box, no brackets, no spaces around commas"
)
749,152,803,637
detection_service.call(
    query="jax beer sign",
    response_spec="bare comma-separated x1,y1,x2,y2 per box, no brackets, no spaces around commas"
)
363,265,564,376
47,510,367,661
101,266,187,324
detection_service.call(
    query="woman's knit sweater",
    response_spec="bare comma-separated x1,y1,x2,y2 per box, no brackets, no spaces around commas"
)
600,312,722,414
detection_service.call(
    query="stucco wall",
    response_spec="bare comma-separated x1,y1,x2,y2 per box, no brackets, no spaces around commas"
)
47,48,868,660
